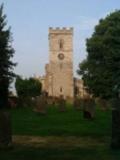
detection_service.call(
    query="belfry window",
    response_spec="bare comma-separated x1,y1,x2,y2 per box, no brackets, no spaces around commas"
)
60,87,62,92
59,39,64,50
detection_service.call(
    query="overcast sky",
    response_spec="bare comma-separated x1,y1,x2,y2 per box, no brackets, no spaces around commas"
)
1,0,120,78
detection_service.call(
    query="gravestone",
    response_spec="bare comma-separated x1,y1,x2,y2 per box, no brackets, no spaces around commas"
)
83,98,95,120
111,98,120,149
34,93,47,115
96,98,110,111
52,97,58,106
0,110,12,148
73,97,83,111
58,95,66,112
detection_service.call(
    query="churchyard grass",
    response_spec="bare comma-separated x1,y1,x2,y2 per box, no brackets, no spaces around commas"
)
11,104,111,137
0,104,120,160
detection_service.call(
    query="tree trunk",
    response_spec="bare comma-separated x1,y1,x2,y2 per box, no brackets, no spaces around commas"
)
0,110,12,149
111,98,120,149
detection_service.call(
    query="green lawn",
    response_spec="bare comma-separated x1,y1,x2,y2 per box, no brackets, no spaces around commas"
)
0,105,120,160
11,105,111,137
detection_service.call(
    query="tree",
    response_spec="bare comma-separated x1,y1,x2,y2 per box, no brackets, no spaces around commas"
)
15,76,42,106
0,4,16,108
78,10,120,149
0,3,16,148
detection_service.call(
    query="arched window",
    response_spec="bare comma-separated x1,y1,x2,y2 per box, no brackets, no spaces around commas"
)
60,87,62,92
59,39,64,50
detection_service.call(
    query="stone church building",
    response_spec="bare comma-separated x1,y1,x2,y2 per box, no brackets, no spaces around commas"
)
39,27,88,99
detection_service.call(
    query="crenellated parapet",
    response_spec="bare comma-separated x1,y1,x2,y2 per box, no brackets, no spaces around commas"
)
49,27,73,34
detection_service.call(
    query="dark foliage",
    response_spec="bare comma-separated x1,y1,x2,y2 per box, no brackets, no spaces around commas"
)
78,10,120,149
15,76,42,98
0,3,16,109
78,10,120,99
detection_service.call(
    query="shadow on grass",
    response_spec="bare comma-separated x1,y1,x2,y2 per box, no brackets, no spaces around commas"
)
0,143,120,160
4,106,117,159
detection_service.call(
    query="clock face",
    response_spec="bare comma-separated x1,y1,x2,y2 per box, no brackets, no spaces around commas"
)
58,53,64,60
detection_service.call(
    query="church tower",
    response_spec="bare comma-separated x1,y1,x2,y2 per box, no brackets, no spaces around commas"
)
46,27,74,99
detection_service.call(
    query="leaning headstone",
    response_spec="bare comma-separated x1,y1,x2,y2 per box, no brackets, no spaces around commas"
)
34,93,47,115
0,110,12,148
58,95,66,112
83,98,95,120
